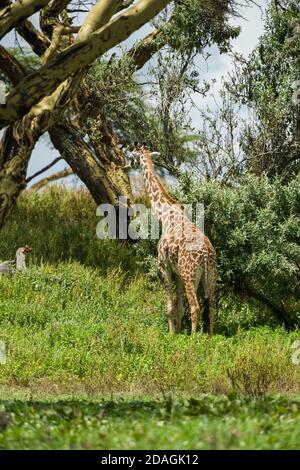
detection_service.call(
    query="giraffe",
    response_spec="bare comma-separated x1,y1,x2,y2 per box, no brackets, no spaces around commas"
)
0,245,32,274
132,146,217,335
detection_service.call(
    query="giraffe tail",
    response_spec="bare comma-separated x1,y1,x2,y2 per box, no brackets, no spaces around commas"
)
203,257,210,333
203,256,209,299
203,299,210,333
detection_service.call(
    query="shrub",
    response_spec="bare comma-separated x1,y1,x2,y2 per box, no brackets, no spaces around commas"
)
175,174,300,325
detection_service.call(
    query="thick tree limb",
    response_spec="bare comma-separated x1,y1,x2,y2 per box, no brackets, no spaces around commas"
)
126,28,162,71
0,0,51,39
0,0,170,128
0,34,131,208
17,19,50,56
0,45,26,85
50,118,133,203
0,0,168,228
77,0,123,42
0,30,83,228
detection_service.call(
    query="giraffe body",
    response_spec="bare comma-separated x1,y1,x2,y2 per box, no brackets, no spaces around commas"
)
135,147,217,335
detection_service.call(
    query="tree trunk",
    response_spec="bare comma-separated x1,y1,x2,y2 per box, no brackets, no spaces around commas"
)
49,121,134,240
49,120,132,206
0,126,32,226
0,72,83,228
0,0,51,39
243,282,296,331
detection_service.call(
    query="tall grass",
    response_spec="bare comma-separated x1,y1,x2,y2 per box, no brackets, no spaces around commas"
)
0,186,138,275
0,263,300,398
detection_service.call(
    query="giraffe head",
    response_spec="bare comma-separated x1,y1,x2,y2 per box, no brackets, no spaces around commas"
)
16,245,32,256
130,145,186,216
130,144,160,169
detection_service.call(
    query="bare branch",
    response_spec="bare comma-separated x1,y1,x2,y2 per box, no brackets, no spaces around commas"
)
0,45,26,85
26,156,63,183
17,19,50,56
29,167,73,191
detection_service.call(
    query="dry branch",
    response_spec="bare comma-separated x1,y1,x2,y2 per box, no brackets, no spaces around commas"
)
29,167,73,191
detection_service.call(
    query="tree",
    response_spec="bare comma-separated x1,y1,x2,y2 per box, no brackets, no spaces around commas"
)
226,0,300,178
185,0,300,182
0,0,244,229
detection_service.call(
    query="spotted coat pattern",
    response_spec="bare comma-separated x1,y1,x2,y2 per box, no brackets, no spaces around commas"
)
138,146,217,334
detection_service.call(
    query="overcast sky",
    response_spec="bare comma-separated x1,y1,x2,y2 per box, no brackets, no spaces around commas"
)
1,0,268,185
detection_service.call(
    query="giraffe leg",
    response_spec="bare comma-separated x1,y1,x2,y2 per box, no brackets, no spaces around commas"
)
207,276,217,337
184,281,201,334
175,277,184,334
159,263,176,334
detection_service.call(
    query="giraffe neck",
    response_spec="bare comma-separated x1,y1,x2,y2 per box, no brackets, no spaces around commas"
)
140,152,177,220
16,250,26,271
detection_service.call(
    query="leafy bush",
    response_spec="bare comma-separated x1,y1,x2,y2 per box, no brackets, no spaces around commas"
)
175,174,300,323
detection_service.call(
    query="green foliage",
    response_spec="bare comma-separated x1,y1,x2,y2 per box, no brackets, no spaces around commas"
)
161,0,240,55
1,183,298,330
141,0,240,171
176,174,300,317
82,0,241,173
83,55,149,145
0,263,299,397
226,0,300,177
0,187,300,449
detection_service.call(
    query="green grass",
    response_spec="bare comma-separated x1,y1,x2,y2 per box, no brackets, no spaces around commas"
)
0,186,139,275
0,263,300,449
1,263,300,398
1,396,300,449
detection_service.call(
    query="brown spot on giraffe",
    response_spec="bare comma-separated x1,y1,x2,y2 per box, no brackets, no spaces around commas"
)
133,146,217,335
